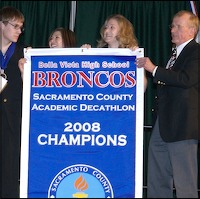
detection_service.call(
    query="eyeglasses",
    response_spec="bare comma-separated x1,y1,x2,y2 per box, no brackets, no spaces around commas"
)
3,21,25,32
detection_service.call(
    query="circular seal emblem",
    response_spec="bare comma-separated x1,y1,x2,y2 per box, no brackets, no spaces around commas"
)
48,164,114,198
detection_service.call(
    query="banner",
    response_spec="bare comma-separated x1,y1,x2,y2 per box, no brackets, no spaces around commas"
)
20,48,144,198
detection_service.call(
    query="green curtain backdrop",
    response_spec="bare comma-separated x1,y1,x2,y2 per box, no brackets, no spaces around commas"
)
1,1,199,197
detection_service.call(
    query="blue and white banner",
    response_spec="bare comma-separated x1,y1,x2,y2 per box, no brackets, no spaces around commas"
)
20,48,144,198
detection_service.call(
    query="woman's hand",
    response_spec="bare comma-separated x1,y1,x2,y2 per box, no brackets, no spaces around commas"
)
80,44,92,48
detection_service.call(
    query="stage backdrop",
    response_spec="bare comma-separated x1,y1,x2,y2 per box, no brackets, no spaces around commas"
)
20,48,144,198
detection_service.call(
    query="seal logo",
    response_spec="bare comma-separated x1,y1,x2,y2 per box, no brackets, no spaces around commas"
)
48,164,114,198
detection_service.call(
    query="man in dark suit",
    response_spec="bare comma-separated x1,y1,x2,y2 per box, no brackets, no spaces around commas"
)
0,6,26,198
136,10,199,198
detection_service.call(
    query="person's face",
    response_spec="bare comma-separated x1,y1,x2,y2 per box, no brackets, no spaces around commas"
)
170,14,195,46
48,31,64,48
103,18,120,48
1,19,24,43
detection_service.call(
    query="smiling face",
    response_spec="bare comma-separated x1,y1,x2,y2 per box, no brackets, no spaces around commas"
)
48,31,64,48
103,18,120,48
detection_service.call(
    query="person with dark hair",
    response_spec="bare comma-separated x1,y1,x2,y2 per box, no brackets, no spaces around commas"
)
48,27,76,48
18,27,77,76
0,6,27,198
136,10,200,198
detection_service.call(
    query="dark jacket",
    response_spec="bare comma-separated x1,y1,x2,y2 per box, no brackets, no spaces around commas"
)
1,43,24,133
0,42,25,197
154,39,199,142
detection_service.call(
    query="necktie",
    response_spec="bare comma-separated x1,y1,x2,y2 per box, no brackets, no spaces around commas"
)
167,48,177,69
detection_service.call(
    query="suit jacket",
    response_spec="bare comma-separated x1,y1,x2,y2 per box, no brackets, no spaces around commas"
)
154,39,199,142
0,43,24,134
0,42,25,197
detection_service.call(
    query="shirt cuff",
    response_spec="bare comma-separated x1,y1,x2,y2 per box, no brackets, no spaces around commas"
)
152,66,158,77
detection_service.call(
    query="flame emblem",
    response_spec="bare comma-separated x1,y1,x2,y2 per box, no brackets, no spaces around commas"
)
73,175,88,198
74,175,88,191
